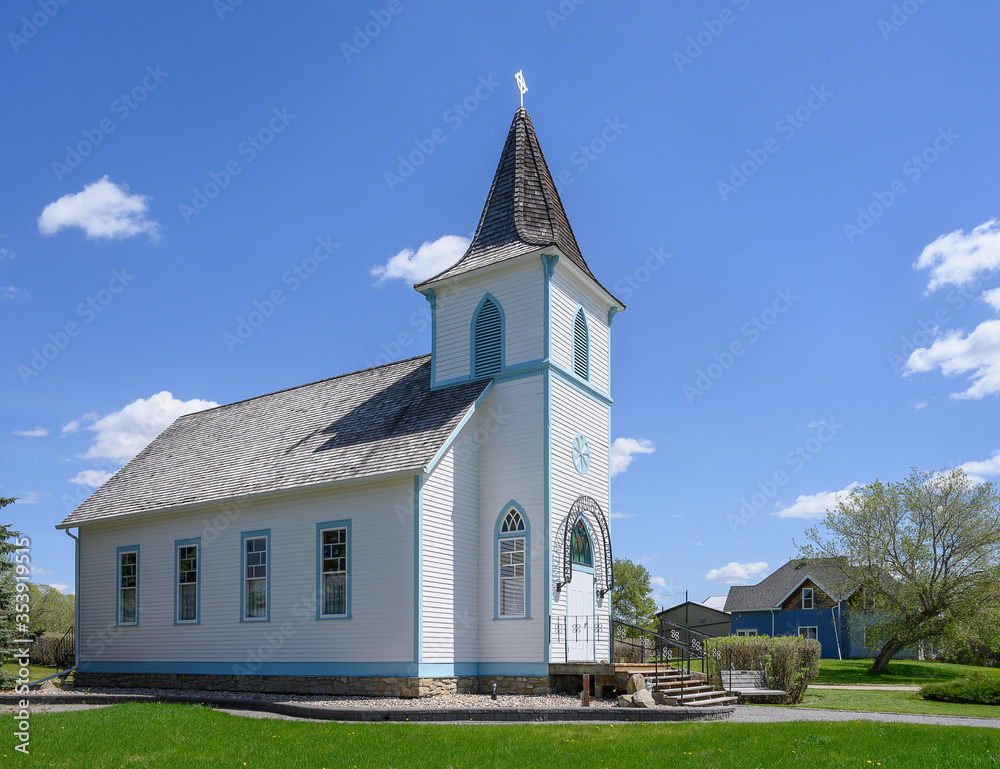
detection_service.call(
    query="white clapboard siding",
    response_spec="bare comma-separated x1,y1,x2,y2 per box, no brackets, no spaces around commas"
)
550,265,612,394
420,414,480,663
548,375,612,663
433,258,544,384
475,377,546,662
78,477,417,665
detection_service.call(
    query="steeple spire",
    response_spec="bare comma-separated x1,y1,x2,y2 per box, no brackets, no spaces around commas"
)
417,107,595,286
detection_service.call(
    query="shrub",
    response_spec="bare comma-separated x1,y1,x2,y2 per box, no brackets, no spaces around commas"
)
28,632,75,669
921,673,1000,705
705,635,821,704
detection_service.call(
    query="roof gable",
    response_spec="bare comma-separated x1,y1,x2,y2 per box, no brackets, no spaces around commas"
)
58,355,489,529
723,558,857,612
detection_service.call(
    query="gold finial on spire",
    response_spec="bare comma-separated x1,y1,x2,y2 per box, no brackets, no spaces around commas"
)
514,70,528,108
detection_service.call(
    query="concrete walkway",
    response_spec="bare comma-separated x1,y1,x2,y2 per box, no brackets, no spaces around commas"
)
730,705,1000,729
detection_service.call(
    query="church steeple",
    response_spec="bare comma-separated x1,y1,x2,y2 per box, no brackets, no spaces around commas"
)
417,107,596,287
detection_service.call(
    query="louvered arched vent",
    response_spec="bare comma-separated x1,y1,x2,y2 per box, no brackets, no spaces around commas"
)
573,308,589,380
474,296,503,376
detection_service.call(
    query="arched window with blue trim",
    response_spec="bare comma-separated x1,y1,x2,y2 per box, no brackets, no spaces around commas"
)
495,502,530,619
573,307,589,380
472,294,504,377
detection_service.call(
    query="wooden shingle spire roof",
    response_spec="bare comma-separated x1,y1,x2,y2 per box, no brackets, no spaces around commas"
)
418,107,596,286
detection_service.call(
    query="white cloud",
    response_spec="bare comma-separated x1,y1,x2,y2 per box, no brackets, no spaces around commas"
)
1,284,21,300
609,437,655,477
61,420,81,436
914,219,1000,292
913,400,929,410
771,483,859,520
16,491,43,504
38,176,161,240
609,511,634,520
638,554,656,563
670,513,683,519
693,541,702,546
81,391,218,463
650,576,667,588
13,427,48,437
904,319,1000,399
370,235,470,285
49,582,71,594
959,451,1000,484
29,566,53,575
705,561,769,585
69,469,113,487
982,287,1000,311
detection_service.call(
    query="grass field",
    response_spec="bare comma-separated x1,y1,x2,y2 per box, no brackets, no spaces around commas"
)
4,702,999,768
793,688,1000,718
814,659,1000,686
1,663,70,688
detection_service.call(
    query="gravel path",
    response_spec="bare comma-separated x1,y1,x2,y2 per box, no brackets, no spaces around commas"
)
808,685,921,691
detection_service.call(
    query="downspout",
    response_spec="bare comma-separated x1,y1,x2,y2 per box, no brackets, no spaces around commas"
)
64,529,80,670
832,604,842,660
771,609,775,637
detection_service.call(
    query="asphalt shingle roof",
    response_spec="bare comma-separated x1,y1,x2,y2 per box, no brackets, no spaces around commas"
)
417,107,595,286
724,558,857,612
57,355,489,529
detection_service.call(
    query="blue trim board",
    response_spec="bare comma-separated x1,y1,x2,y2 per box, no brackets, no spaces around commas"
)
173,537,201,626
115,544,140,627
425,289,437,385
79,661,550,678
315,520,352,620
413,474,423,664
424,379,495,474
240,529,271,623
493,500,532,621
74,529,81,660
542,255,553,663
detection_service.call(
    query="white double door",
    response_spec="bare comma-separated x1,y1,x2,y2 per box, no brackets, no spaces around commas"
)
567,569,595,662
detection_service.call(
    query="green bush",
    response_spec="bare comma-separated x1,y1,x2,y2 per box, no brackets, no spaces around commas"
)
705,635,821,704
921,673,1000,705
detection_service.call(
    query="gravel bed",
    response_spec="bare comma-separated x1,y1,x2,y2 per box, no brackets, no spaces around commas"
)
729,705,1000,729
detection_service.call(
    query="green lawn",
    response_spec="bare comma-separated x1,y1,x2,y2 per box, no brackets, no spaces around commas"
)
815,659,1000,686
1,663,71,688
5,702,999,768
791,688,1000,718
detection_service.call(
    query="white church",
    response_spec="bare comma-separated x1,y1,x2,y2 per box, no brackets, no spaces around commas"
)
59,101,625,696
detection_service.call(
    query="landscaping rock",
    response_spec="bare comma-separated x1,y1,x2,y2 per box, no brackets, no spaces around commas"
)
617,693,634,707
631,689,656,708
626,673,646,694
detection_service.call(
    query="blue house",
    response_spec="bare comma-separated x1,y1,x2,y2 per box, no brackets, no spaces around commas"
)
724,559,860,659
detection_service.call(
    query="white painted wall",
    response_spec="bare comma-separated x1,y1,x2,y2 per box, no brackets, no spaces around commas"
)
550,264,613,395
77,477,417,667
474,376,546,663
420,414,479,664
433,257,545,385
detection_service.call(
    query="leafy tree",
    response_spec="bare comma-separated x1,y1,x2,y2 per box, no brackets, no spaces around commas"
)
27,583,75,638
611,557,658,632
1,497,24,687
799,468,1000,673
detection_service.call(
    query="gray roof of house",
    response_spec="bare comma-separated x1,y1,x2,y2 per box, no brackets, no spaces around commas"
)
723,558,856,612
417,107,595,287
58,355,489,529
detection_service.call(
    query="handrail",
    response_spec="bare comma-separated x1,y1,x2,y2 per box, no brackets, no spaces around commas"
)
27,665,77,688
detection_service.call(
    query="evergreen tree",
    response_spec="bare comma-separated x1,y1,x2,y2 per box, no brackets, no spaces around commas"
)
1,497,24,687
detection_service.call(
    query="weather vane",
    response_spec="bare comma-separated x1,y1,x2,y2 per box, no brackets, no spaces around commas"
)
514,70,527,108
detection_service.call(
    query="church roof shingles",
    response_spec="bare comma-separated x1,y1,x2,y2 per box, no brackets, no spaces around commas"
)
417,107,596,286
57,355,489,528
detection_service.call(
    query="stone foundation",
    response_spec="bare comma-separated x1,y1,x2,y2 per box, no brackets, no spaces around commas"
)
73,672,554,698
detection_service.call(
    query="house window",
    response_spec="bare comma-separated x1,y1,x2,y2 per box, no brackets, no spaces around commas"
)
573,307,589,380
318,522,350,618
175,539,199,624
571,519,593,567
799,626,818,640
242,530,270,621
472,294,503,377
117,546,139,626
802,587,814,610
735,629,757,637
496,504,529,619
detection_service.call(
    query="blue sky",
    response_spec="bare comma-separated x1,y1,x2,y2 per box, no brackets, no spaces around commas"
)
3,1,999,608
